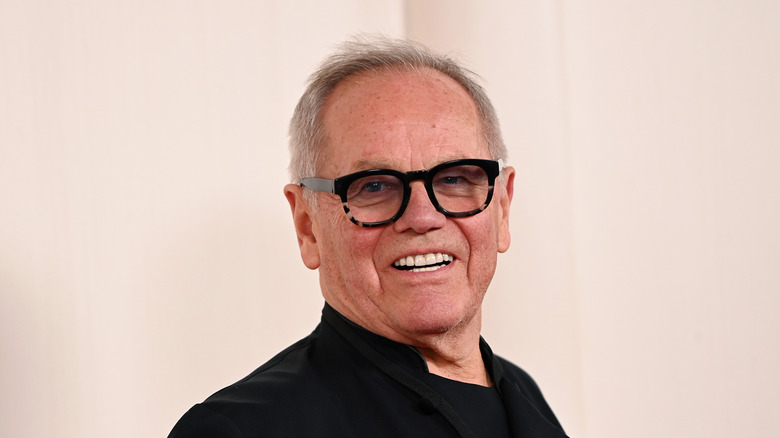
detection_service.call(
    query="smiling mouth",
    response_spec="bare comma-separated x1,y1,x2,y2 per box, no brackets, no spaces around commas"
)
393,253,454,272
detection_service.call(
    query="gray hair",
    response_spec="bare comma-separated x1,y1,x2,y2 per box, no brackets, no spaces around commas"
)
288,35,507,184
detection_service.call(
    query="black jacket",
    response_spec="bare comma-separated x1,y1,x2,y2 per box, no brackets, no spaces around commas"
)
169,304,568,437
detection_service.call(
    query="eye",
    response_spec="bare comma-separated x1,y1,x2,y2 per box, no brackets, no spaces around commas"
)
363,180,390,193
432,165,489,198
435,165,487,185
440,176,463,185
347,174,402,206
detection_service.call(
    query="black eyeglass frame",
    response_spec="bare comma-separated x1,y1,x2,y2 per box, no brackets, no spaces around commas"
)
300,158,503,227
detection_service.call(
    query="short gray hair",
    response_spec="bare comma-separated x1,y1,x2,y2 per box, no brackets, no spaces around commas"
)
288,35,507,183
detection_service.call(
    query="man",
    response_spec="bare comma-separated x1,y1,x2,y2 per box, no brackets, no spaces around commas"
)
169,36,567,437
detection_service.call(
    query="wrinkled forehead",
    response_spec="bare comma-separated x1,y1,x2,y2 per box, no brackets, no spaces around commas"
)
324,68,479,124
318,69,488,175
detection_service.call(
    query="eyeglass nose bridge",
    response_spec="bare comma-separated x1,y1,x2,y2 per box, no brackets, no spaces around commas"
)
393,169,445,221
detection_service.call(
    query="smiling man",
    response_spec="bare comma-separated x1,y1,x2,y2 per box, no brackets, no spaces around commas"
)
169,37,567,438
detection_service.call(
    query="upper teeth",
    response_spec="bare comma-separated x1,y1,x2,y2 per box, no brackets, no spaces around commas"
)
393,253,453,272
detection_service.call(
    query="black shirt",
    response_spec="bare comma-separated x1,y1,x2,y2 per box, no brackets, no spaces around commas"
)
168,303,568,437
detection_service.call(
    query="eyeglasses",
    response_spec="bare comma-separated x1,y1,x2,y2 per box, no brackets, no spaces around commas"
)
300,158,503,227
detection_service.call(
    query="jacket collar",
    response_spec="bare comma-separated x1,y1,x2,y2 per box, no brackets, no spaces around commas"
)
321,302,569,438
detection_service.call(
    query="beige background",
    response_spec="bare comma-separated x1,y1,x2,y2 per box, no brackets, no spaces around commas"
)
1,1,778,437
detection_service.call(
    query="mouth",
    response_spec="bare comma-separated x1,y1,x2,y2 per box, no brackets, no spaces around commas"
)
393,252,454,273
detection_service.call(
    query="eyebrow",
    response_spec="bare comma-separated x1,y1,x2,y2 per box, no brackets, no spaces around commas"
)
350,158,395,172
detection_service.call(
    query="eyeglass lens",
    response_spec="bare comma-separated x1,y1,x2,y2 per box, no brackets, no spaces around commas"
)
345,164,490,224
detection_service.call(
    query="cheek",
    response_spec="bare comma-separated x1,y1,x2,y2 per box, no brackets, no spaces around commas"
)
462,217,501,276
320,222,383,281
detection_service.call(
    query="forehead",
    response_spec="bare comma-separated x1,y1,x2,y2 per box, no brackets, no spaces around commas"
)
320,68,488,173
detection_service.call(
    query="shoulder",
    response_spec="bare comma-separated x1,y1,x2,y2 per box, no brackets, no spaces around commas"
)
494,355,564,429
168,404,242,438
495,355,545,395
168,323,369,437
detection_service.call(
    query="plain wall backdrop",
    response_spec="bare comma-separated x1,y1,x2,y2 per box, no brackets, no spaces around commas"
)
1,1,778,437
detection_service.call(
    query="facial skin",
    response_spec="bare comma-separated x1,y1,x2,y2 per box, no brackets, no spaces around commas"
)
284,68,515,383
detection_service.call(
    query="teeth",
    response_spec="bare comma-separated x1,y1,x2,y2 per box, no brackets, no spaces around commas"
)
393,253,453,272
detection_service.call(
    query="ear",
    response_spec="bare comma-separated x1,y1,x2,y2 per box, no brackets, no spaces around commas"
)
496,167,515,253
284,184,321,269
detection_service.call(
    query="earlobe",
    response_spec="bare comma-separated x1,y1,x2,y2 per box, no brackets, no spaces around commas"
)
283,184,321,269
497,167,515,253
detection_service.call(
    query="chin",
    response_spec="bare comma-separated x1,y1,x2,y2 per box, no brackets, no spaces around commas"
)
397,301,476,336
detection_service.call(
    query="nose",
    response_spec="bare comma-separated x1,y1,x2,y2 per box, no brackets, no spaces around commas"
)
392,181,446,233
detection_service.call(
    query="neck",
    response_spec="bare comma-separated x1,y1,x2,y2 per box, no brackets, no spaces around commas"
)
415,331,492,387
395,309,490,386
325,300,490,385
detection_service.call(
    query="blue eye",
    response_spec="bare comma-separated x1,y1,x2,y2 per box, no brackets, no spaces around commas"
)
440,176,462,185
347,174,402,205
364,181,388,193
